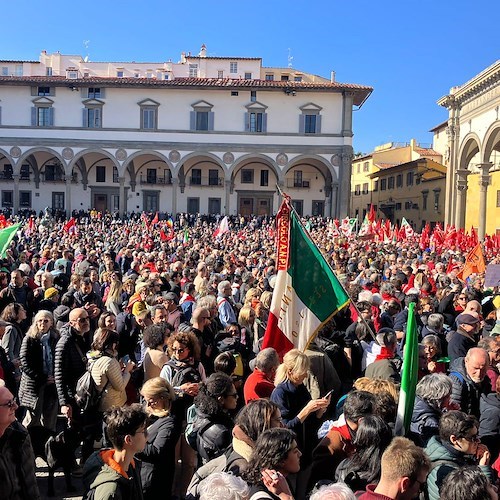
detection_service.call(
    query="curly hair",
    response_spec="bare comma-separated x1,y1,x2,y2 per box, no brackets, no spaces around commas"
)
143,323,170,349
194,372,234,416
167,331,201,360
243,428,297,484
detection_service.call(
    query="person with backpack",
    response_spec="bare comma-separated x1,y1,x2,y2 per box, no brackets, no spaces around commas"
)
159,330,205,499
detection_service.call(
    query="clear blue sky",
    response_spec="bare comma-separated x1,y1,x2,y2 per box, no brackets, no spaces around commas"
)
2,0,498,153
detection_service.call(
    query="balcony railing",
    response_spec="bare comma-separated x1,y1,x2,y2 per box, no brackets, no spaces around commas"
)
0,172,13,180
189,176,223,187
139,175,172,185
286,178,311,189
41,173,65,182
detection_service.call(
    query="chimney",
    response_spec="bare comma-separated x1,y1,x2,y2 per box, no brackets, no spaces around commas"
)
181,52,186,63
330,71,336,83
199,44,207,58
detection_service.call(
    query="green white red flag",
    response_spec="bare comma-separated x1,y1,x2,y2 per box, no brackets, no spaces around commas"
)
395,302,419,436
0,223,21,258
261,196,350,357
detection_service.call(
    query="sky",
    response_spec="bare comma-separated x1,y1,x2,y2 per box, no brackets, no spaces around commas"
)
1,0,498,154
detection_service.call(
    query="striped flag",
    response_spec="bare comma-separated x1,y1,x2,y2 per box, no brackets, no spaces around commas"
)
395,302,419,436
261,196,350,357
183,228,189,245
213,216,229,239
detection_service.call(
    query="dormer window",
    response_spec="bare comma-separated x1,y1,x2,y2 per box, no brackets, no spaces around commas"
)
66,69,78,79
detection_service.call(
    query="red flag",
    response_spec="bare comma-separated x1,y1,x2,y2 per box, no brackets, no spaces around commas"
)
151,212,159,226
368,204,376,224
63,218,76,233
159,229,168,241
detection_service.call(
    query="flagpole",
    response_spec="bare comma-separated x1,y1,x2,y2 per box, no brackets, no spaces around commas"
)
275,185,376,340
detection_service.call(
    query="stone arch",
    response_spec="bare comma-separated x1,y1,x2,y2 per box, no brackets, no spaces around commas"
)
16,147,65,176
68,148,121,176
285,154,337,182
482,120,500,163
0,148,13,167
458,133,481,171
178,152,226,187
230,153,281,183
123,150,174,174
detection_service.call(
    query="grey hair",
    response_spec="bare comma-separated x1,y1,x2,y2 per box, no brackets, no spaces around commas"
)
309,483,357,500
197,295,217,310
427,313,444,331
416,373,452,409
217,280,231,294
255,347,280,374
198,472,250,500
376,330,397,347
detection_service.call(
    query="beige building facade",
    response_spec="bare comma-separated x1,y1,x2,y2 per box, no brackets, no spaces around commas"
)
436,60,500,238
0,46,372,217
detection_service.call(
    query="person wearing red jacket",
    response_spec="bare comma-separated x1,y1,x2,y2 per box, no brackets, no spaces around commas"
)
243,347,279,404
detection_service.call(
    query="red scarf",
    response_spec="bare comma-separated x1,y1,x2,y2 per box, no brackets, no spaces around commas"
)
375,346,394,361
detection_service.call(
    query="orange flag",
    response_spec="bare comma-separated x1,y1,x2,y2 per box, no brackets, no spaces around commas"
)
457,243,486,281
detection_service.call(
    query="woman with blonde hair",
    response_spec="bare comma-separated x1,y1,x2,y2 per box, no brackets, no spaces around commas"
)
270,349,330,492
105,275,123,315
137,377,182,500
238,304,257,351
19,310,60,431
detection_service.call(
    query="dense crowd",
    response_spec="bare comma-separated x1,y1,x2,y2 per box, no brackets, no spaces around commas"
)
0,211,499,500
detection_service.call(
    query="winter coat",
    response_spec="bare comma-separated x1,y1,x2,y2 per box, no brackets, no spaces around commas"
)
479,392,500,460
409,396,441,447
447,329,476,363
270,380,319,468
0,322,23,367
364,357,401,383
18,331,58,410
89,352,130,411
449,357,491,418
136,413,182,500
53,304,71,330
83,449,143,500
191,409,234,464
54,327,88,407
0,346,16,395
0,421,41,500
425,435,493,500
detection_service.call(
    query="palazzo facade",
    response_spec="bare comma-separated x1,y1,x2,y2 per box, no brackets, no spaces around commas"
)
0,46,372,217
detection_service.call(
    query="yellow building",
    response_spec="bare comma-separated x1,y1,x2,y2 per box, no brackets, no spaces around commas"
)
351,139,446,229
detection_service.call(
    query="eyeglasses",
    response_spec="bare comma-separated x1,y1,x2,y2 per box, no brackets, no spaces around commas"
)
200,316,211,320
38,319,50,324
146,398,162,407
464,434,480,443
413,478,426,493
0,398,16,409
172,347,186,354
76,317,90,323
226,392,238,398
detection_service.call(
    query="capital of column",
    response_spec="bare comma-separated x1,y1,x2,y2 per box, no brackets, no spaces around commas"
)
12,174,20,182
477,162,493,176
479,175,491,189
64,175,72,183
171,177,178,186
456,169,470,180
118,176,126,185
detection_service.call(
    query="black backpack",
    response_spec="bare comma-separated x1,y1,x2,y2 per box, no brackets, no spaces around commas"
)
75,360,109,414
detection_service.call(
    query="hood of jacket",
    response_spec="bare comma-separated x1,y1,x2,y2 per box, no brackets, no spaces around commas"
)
425,435,464,464
411,396,441,424
53,304,71,324
83,449,129,492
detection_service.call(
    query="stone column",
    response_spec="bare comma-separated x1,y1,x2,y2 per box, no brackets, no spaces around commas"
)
118,177,126,218
455,169,470,229
339,150,353,217
478,162,492,241
171,178,178,215
341,93,354,137
64,175,72,217
324,183,333,217
12,174,20,215
331,183,339,218
224,180,231,215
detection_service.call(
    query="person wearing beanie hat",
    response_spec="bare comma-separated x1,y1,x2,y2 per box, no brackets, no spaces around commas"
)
37,287,60,313
44,287,59,300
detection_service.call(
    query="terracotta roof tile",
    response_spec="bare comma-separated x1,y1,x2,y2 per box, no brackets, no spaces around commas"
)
0,75,373,106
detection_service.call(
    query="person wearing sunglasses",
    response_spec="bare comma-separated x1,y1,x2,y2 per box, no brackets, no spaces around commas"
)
0,381,41,500
19,310,60,432
425,410,495,500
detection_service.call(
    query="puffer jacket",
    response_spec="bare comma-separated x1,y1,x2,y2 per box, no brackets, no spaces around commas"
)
89,352,130,411
192,409,233,464
83,449,143,500
54,327,88,407
409,396,441,447
479,392,500,461
425,435,493,500
0,421,41,500
449,357,491,418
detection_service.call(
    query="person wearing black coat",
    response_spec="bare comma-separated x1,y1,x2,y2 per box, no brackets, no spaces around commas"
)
137,378,182,500
192,372,237,465
0,321,16,396
18,311,60,431
479,384,500,462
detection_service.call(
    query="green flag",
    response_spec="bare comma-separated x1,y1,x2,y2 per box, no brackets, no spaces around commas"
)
395,302,419,435
0,223,21,258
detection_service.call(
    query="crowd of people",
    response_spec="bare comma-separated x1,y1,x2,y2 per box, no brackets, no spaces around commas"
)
0,210,499,500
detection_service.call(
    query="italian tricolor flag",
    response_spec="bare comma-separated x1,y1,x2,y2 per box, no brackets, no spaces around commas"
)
262,197,350,357
395,302,419,436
